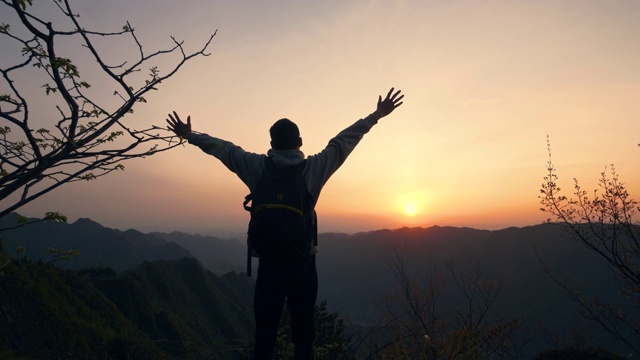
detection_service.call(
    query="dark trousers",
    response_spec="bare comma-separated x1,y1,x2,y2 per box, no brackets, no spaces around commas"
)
253,255,318,360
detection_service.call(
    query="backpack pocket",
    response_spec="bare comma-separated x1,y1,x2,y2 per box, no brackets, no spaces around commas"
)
248,208,310,259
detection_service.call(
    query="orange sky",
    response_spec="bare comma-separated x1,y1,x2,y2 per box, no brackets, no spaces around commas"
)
4,0,640,237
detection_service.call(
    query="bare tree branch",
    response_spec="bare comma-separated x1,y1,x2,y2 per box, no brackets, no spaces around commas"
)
0,0,216,222
356,248,521,359
539,137,640,350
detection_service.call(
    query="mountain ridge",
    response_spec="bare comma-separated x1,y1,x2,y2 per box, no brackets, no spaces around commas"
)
0,213,193,272
2,214,638,355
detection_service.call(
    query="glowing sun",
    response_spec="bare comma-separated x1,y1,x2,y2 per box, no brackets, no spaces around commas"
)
403,200,419,217
397,191,429,219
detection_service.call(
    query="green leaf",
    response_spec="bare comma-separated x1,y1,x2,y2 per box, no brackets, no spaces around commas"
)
51,57,80,77
17,215,29,225
42,83,58,95
1,94,17,104
44,211,68,223
97,131,124,144
12,141,25,151
17,0,33,11
78,173,97,181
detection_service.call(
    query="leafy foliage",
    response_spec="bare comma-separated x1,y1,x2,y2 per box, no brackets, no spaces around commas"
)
94,258,255,359
0,257,255,359
274,300,355,360
0,261,171,359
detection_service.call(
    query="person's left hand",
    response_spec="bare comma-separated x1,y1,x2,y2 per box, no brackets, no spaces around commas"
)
166,111,192,138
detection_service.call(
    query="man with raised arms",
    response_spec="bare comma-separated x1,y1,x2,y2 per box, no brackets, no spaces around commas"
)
166,88,404,360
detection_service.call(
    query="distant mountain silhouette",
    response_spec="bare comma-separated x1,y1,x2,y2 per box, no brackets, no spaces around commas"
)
2,214,637,355
316,224,635,355
0,213,192,272
316,225,618,319
151,231,246,274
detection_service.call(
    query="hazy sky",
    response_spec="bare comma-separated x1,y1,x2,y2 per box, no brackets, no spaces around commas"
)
3,0,640,237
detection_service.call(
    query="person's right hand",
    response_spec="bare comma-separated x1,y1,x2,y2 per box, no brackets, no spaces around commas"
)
373,88,404,120
166,111,192,138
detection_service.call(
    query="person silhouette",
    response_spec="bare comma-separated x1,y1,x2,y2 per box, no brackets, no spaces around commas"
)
166,88,403,360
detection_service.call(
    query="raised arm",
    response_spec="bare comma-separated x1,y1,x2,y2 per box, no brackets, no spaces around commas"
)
372,88,404,120
304,87,404,199
163,110,265,190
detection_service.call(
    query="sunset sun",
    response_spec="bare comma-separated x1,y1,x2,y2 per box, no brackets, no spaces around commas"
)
397,192,428,219
403,201,419,217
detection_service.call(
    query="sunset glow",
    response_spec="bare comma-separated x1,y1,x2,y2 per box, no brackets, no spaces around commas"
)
403,201,419,217
394,191,429,221
4,0,640,236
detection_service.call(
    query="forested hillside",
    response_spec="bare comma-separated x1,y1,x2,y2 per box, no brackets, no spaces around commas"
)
0,256,254,359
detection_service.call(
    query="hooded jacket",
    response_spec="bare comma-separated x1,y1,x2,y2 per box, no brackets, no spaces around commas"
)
185,114,380,253
186,114,379,202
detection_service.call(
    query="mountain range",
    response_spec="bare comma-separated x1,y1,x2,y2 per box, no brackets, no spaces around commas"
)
1,214,638,358
0,214,192,272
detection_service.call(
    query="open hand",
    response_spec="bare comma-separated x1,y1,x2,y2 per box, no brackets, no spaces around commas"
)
166,111,191,138
374,88,404,119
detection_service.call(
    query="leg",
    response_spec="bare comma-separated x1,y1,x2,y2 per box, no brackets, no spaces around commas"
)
253,258,287,360
287,256,318,360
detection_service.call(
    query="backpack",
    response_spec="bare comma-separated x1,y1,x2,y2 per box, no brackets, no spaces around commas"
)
243,158,317,276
